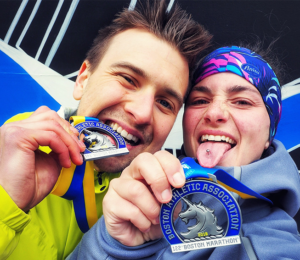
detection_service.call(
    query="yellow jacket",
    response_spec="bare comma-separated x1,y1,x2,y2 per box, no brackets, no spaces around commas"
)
0,113,120,259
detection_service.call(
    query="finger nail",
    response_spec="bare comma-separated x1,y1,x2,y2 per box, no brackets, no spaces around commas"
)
173,172,185,185
161,189,171,201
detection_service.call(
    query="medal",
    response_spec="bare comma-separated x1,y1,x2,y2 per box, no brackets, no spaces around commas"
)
160,179,241,253
71,117,129,161
160,157,272,253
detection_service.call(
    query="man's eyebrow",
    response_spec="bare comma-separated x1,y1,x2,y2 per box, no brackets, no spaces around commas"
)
111,62,184,106
163,87,184,107
111,62,149,79
227,85,258,94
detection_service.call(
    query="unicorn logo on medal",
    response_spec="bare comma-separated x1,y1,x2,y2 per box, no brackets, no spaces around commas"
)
82,129,116,152
179,197,224,242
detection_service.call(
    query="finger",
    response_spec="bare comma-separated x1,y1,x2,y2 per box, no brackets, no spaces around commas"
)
121,152,173,203
25,129,81,167
153,150,185,188
5,126,74,169
18,121,85,163
103,186,152,234
28,114,85,152
142,224,163,242
30,105,52,116
122,152,185,203
70,133,87,153
26,107,79,136
109,178,161,225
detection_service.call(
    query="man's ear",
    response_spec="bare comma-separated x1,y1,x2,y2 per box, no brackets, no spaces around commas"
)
73,61,90,100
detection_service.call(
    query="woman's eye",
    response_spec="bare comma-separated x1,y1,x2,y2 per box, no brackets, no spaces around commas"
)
191,99,209,105
158,99,172,109
236,100,251,106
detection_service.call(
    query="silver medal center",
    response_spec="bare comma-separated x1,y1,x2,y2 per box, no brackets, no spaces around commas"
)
83,129,116,151
179,197,224,242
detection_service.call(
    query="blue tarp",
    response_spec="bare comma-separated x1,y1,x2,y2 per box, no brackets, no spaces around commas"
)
276,93,300,150
0,50,60,125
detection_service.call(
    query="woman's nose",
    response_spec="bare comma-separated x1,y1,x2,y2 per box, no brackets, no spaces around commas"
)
204,100,229,125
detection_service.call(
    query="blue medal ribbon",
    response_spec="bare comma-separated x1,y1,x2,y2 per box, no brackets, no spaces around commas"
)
180,157,272,204
52,116,99,233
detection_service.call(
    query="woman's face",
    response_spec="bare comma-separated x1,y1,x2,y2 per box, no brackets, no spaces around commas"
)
183,72,270,168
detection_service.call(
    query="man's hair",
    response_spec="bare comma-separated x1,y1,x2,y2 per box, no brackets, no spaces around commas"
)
86,0,212,76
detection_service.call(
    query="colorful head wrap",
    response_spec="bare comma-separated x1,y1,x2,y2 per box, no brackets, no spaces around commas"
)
193,46,282,143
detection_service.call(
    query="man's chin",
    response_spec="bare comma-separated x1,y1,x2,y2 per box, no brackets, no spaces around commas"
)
93,154,133,173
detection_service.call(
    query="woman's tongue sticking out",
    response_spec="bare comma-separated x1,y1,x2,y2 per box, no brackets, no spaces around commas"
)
197,141,231,168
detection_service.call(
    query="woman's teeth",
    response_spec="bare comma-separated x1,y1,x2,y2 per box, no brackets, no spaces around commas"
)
201,134,236,145
109,122,139,143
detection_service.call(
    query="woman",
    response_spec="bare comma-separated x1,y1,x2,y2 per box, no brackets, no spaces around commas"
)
69,46,300,259
184,46,281,168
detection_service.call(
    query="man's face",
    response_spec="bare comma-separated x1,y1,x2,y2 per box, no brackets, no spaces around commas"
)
74,28,189,172
183,72,270,168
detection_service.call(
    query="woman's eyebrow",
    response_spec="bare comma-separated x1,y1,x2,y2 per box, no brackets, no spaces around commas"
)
227,85,258,94
191,85,212,94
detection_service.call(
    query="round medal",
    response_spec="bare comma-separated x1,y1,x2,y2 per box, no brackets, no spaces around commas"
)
160,179,242,253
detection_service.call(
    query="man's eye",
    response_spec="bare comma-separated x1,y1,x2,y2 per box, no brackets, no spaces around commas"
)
158,99,172,109
122,75,135,86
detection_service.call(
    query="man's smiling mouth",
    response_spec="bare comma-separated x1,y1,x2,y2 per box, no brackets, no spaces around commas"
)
106,121,140,146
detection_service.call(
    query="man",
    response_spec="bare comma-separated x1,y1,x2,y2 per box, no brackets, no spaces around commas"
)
0,0,212,259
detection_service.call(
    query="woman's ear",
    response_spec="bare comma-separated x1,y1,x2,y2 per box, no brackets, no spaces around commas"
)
264,140,270,150
73,61,90,100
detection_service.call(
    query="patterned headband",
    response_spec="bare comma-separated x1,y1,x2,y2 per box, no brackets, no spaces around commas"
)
193,46,282,143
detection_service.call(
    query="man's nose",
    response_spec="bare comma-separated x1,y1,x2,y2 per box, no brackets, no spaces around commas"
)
204,100,229,124
124,90,154,125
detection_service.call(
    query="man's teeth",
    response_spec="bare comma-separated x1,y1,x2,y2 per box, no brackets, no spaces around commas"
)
109,122,138,143
201,134,236,145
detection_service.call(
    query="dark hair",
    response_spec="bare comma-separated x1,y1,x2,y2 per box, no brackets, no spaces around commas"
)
86,0,212,75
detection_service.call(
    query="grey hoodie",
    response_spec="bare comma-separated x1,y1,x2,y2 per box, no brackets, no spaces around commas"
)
69,140,300,260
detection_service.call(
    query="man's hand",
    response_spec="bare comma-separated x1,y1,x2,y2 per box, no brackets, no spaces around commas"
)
103,150,185,246
0,106,86,212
